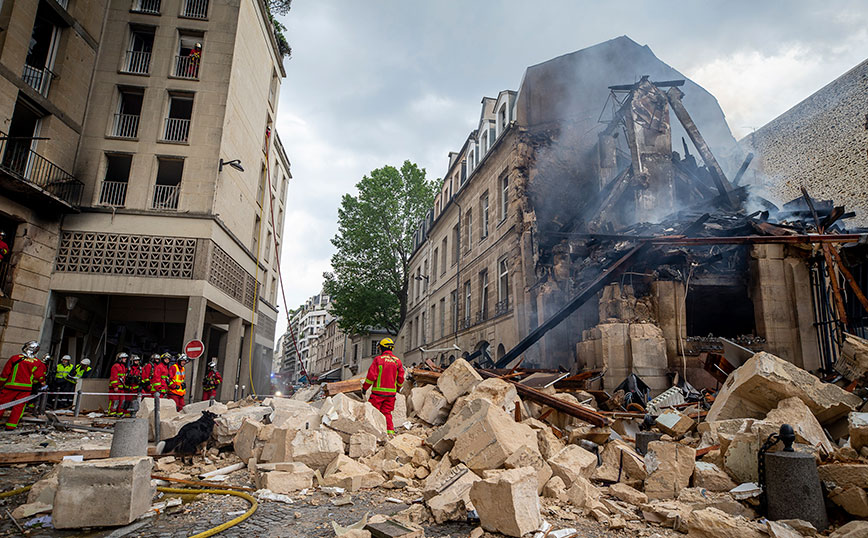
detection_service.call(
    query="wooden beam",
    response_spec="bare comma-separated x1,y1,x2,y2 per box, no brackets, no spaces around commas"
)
0,447,159,465
325,378,364,397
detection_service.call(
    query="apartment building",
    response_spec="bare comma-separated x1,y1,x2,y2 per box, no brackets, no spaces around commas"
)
280,291,330,382
0,0,291,402
0,0,108,361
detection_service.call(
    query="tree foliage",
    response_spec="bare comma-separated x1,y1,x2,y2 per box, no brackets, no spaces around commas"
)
324,161,439,335
266,1,292,58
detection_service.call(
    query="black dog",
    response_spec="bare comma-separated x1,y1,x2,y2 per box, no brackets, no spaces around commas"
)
156,410,216,456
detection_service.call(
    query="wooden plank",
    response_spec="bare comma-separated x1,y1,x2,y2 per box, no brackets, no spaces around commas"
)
325,378,364,397
0,447,159,465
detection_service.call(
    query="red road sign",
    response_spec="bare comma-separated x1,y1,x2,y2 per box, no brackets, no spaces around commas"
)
184,339,205,359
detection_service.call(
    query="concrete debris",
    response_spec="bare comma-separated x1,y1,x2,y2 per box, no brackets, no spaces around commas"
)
829,485,868,517
692,461,737,492
11,501,52,519
469,466,541,537
608,482,647,505
763,396,835,453
643,441,695,499
436,358,483,404
349,432,378,459
321,393,388,440
848,412,868,452
383,433,425,464
213,406,273,446
268,399,321,430
830,521,868,538
288,429,345,472
416,388,451,426
706,351,861,426
591,439,646,483
322,454,385,491
654,408,695,437
53,456,155,529
136,396,178,441
449,400,539,473
256,462,315,493
564,475,603,511
542,475,568,502
547,444,597,487
503,444,552,494
233,418,264,463
686,507,766,538
425,464,481,523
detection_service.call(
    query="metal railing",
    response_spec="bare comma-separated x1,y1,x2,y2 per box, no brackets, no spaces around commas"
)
495,298,510,316
152,184,180,210
132,0,161,13
98,180,128,207
182,0,209,18
173,55,200,79
0,132,83,206
123,50,151,74
112,113,140,138
162,117,190,142
22,64,55,96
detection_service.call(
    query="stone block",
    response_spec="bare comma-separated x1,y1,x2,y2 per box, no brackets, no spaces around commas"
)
706,352,861,426
349,432,378,459
136,397,178,441
288,429,344,472
829,486,868,517
437,358,483,403
643,441,695,499
764,397,834,453
687,507,766,538
233,419,263,463
408,385,436,417
384,434,425,464
213,406,273,446
427,398,489,455
52,456,155,529
542,476,567,501
322,454,384,491
425,464,481,523
160,413,202,440
321,393,387,440
463,377,520,414
655,409,695,437
469,467,541,537
548,445,597,487
693,462,737,492
269,399,321,430
416,388,450,426
609,482,647,505
27,467,58,505
848,412,868,452
392,393,408,426
450,400,539,472
830,521,868,538
503,444,552,494
260,427,297,463
522,418,565,459
565,475,603,511
592,439,646,482
257,462,314,493
182,400,227,416
818,463,868,489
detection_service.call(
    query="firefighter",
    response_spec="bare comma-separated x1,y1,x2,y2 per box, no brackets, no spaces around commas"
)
0,231,8,263
108,352,128,416
71,358,91,382
151,353,171,398
202,360,222,401
53,355,74,407
27,353,50,411
362,337,404,434
141,354,158,398
0,341,41,430
168,354,187,411
188,42,202,76
123,355,142,416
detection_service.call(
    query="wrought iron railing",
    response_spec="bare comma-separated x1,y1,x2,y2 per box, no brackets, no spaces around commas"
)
22,64,55,96
162,118,190,142
98,181,128,207
152,184,180,210
123,50,151,74
112,113,140,138
182,0,209,18
173,55,200,79
0,132,83,207
495,298,510,316
132,0,161,13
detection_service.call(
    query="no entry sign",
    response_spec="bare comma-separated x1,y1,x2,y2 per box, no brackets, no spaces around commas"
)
184,339,205,359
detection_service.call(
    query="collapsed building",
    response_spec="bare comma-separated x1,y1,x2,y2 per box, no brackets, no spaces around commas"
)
398,36,867,396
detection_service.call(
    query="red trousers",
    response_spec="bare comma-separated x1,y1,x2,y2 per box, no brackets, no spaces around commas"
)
108,388,123,414
0,388,31,430
202,389,216,401
169,393,185,411
369,393,396,432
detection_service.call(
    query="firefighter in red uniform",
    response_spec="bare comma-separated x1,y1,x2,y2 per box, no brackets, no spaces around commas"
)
168,354,187,411
140,354,158,398
122,355,142,416
202,360,222,401
108,352,128,416
150,353,171,398
0,341,41,430
362,338,404,434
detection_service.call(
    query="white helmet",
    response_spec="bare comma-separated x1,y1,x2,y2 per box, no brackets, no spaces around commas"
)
208,361,217,368
81,358,91,366
61,355,71,362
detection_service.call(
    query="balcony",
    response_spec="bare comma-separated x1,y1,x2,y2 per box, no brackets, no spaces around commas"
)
122,50,151,75
173,55,200,79
162,118,190,142
152,184,180,210
182,0,209,19
494,298,510,316
132,0,161,14
0,132,83,208
112,113,140,138
22,64,55,97
98,181,127,207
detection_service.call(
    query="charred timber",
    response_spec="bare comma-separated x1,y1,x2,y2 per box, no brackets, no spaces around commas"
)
650,234,864,246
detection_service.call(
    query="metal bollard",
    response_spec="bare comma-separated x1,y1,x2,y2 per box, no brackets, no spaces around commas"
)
154,392,161,442
73,390,82,417
38,391,47,415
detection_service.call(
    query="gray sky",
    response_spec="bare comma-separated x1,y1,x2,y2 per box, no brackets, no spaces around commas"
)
272,1,868,338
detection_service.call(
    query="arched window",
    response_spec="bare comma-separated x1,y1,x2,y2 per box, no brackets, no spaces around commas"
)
496,343,505,360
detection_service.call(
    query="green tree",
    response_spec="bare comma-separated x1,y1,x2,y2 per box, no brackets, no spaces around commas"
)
325,161,439,335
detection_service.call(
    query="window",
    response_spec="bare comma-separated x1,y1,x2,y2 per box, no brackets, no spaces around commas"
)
500,174,509,222
271,276,277,303
258,163,267,206
423,259,429,292
132,0,162,15
124,27,154,75
498,258,509,306
113,88,143,138
264,230,272,259
23,12,60,96
499,104,507,135
182,0,209,19
451,290,458,332
480,192,489,239
415,267,421,301
252,214,261,253
460,161,467,185
269,69,279,107
163,94,193,142
421,312,426,345
439,298,446,339
441,238,448,274
353,343,359,363
480,270,489,321
452,225,459,265
99,154,132,207
465,210,472,252
432,248,438,282
153,157,183,209
430,305,436,342
481,131,488,155
174,33,203,79
464,281,471,326
371,340,378,356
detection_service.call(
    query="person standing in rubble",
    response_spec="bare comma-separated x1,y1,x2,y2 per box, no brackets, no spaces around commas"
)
168,354,187,411
0,341,41,430
141,354,158,398
27,353,50,412
108,352,128,417
202,360,222,401
122,355,142,416
362,337,404,435
151,353,171,398
53,355,74,407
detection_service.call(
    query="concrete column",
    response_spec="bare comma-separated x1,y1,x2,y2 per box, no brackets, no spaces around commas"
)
238,323,253,396
751,245,801,364
220,317,243,401
183,296,207,403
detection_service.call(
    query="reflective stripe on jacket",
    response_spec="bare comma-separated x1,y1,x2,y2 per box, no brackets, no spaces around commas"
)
55,363,73,380
169,364,186,396
0,355,38,391
362,351,405,396
151,363,170,392
109,363,126,390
